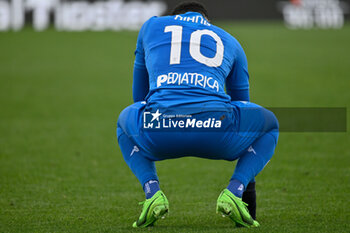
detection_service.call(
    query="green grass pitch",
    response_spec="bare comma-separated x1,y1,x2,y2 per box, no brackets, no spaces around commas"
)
0,22,349,232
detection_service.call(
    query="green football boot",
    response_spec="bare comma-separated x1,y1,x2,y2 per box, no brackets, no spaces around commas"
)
132,190,169,228
216,189,260,228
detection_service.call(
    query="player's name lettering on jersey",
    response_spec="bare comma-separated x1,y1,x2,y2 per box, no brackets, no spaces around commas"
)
174,15,211,26
157,72,219,92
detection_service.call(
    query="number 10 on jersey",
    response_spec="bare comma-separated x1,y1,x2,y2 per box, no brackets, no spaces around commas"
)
164,25,224,67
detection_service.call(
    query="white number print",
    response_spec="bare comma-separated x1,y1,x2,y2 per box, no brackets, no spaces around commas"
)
190,30,224,67
164,25,183,65
164,25,224,67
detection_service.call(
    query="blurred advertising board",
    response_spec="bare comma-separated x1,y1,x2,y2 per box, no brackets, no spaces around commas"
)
0,0,167,31
0,0,348,31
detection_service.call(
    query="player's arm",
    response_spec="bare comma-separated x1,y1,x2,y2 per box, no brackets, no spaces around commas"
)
225,42,250,102
133,22,150,103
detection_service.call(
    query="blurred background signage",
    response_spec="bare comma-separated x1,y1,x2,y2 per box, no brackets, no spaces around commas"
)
0,0,348,31
0,0,167,31
279,0,349,29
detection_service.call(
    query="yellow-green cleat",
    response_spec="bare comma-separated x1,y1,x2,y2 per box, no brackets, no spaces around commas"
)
132,190,169,228
216,189,260,228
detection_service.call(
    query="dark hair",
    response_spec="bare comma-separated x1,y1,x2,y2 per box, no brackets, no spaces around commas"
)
171,1,209,20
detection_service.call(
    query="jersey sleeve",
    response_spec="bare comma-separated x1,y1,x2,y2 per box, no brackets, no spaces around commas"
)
132,20,150,103
225,41,250,102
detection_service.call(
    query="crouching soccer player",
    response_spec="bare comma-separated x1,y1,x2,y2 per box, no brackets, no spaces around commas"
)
117,2,279,228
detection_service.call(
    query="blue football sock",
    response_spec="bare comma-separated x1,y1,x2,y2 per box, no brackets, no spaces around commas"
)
232,131,278,187
144,180,160,199
227,179,244,198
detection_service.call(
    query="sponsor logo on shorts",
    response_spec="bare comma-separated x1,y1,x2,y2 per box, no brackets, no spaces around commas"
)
130,145,139,156
248,146,256,155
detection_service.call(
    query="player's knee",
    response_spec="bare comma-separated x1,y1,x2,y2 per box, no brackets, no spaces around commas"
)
117,106,133,143
116,126,125,142
117,111,124,128
262,108,279,133
117,105,133,129
117,102,144,129
261,108,279,145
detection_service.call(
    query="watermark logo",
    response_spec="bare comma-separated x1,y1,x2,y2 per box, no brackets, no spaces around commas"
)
143,109,222,130
143,109,162,129
142,107,346,132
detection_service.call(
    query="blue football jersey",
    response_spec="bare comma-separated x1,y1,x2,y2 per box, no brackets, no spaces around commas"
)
132,11,250,113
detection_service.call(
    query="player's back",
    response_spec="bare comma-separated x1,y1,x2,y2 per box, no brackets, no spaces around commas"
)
137,12,243,113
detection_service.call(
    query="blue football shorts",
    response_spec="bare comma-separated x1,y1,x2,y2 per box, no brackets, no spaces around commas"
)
117,101,278,162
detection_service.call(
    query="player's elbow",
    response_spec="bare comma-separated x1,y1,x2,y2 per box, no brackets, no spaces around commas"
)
227,88,250,102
